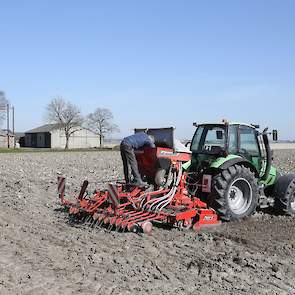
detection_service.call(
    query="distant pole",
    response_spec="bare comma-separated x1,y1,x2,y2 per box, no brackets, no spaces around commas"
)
7,103,10,148
12,106,15,148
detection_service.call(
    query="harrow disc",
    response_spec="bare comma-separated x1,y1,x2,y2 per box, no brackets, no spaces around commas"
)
141,221,153,235
129,223,141,233
177,218,192,231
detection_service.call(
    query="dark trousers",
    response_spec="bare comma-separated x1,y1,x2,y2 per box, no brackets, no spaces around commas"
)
120,143,141,183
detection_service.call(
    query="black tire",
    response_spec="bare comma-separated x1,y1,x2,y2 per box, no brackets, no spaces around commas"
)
264,171,282,197
273,174,295,215
209,165,259,221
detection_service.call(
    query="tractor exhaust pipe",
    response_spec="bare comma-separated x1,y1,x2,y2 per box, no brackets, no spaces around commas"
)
261,129,272,181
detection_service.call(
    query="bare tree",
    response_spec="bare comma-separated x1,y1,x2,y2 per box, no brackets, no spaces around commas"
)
87,108,119,148
46,97,83,149
0,91,8,127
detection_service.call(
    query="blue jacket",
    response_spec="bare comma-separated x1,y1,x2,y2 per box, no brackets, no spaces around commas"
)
122,132,155,149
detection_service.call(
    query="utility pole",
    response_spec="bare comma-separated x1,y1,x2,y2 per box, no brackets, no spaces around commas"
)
7,103,10,148
12,106,15,148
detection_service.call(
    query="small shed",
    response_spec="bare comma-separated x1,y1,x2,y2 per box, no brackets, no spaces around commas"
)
24,124,101,149
0,130,15,148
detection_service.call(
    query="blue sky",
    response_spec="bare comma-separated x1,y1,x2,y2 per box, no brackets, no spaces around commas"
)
0,0,294,139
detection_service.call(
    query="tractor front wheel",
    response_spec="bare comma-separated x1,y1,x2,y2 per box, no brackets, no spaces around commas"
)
273,174,295,215
209,165,259,221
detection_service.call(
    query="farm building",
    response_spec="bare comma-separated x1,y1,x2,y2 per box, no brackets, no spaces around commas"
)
0,130,15,148
24,124,101,149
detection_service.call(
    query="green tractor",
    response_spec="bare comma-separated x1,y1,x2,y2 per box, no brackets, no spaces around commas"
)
187,121,295,221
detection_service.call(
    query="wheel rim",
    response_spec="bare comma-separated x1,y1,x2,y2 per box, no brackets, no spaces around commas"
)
227,178,253,215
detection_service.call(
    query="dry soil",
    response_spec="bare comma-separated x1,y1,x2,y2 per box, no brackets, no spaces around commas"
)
1,150,295,295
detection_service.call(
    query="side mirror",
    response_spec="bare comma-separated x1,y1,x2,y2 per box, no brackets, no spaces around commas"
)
216,130,223,140
272,130,278,141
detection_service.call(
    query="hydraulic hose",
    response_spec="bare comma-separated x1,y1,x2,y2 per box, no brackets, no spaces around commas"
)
140,162,183,212
142,166,181,212
138,188,165,209
143,172,177,211
156,167,183,212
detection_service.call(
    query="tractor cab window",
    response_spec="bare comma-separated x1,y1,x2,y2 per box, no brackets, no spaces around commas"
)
191,125,226,154
229,125,238,154
191,126,204,151
203,127,225,152
239,126,260,157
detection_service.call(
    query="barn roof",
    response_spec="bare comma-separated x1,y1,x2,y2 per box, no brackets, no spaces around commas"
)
25,124,99,135
25,124,62,133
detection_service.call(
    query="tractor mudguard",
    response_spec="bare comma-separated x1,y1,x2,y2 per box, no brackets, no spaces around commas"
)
210,154,242,169
210,155,259,177
260,165,277,186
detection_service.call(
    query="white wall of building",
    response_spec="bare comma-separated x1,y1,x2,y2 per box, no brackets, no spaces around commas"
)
51,128,100,149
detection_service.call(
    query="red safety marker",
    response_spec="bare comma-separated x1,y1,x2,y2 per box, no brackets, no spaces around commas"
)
78,180,89,200
58,176,66,202
107,183,120,208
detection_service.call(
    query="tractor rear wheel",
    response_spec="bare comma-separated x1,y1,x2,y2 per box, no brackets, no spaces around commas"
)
273,174,295,215
209,165,259,221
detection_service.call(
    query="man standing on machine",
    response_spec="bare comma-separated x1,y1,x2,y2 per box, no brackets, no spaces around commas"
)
120,132,155,187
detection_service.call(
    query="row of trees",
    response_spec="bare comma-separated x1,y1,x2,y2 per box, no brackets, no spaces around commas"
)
46,98,119,149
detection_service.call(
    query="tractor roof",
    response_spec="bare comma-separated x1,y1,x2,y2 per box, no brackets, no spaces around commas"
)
229,122,257,128
197,122,257,129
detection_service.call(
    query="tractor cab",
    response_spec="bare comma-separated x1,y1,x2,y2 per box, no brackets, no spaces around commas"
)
187,121,284,222
190,122,278,182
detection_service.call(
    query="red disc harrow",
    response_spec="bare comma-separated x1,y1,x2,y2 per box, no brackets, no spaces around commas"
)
57,147,220,234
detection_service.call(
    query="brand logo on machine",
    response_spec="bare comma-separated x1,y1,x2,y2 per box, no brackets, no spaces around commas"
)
204,216,214,221
160,151,179,156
